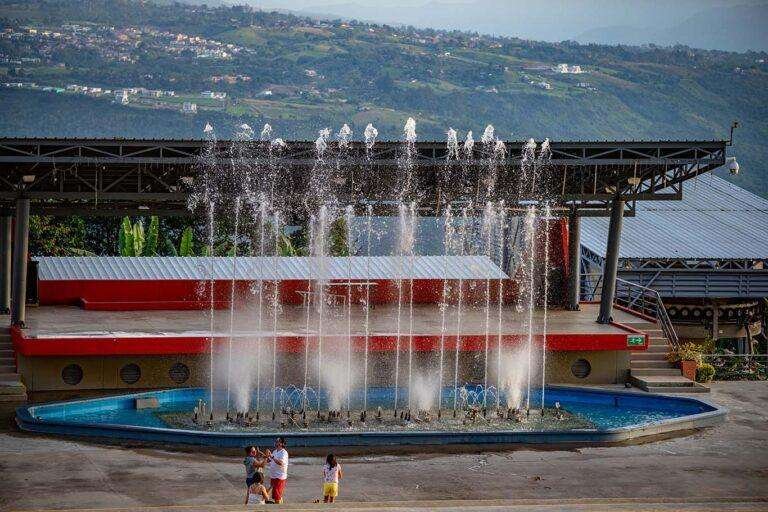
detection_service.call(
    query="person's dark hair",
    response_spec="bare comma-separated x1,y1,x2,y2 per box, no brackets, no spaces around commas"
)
276,436,286,447
244,446,256,455
252,472,264,484
326,453,337,468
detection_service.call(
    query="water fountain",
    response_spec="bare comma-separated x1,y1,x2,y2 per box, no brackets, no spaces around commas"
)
14,118,728,448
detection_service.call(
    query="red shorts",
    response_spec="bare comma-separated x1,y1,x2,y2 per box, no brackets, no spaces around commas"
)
270,478,286,503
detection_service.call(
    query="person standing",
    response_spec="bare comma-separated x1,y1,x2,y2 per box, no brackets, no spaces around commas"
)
322,453,343,503
243,446,266,489
265,437,289,504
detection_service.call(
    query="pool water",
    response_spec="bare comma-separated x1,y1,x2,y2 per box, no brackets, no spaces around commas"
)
27,386,715,432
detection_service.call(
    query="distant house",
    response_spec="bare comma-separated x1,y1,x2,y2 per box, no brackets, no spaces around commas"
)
181,102,197,114
556,63,584,74
201,91,226,99
115,90,129,105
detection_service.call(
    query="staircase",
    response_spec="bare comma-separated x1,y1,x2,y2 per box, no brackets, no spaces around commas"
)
0,325,27,404
584,276,710,394
628,324,709,393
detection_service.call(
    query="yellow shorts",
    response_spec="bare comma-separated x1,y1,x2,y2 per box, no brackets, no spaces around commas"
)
323,482,339,498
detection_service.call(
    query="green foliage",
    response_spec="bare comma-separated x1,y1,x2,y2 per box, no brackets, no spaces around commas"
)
666,342,703,365
145,216,159,256
277,233,297,256
709,352,767,381
29,216,92,256
329,218,349,256
696,363,715,383
179,226,194,256
119,217,134,256
118,216,161,256
132,220,145,257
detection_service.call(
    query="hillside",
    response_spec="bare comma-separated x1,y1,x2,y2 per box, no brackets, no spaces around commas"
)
0,0,767,196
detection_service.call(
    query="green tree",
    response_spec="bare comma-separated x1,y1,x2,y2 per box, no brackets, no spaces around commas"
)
29,216,92,256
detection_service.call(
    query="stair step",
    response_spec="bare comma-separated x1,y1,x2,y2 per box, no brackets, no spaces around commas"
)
0,372,20,380
631,360,676,369
631,352,670,361
645,345,669,353
631,368,681,376
0,383,24,394
0,356,14,365
644,385,710,394
632,374,695,386
0,392,27,402
0,366,16,374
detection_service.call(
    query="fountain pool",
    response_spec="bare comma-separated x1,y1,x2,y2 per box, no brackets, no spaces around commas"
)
16,386,725,448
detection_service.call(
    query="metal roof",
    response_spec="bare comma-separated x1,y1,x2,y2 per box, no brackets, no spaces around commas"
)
35,255,508,281
581,175,768,260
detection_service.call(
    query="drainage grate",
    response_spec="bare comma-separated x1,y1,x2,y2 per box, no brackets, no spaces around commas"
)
169,362,190,384
570,358,592,379
119,363,141,384
61,364,83,386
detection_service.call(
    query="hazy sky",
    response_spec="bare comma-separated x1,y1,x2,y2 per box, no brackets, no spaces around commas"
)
247,0,768,51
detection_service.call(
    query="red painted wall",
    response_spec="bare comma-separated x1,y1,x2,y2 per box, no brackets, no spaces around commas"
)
37,218,568,310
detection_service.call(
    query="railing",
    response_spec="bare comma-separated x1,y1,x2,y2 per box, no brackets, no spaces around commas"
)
581,273,680,348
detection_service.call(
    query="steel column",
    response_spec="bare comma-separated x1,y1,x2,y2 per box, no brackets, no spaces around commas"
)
10,197,29,327
597,196,625,324
567,213,581,311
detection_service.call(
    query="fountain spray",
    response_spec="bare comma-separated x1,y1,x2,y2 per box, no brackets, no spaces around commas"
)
363,205,373,413
345,205,354,416
438,205,453,417
453,205,469,416
225,197,241,413
271,211,281,420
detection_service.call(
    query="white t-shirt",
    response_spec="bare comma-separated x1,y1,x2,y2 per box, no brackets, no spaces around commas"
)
323,463,341,483
268,448,288,480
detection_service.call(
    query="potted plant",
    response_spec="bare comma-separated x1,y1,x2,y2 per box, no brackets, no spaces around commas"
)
667,342,702,381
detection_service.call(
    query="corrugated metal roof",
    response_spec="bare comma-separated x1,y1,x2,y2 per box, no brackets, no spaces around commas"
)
581,175,768,260
35,256,508,281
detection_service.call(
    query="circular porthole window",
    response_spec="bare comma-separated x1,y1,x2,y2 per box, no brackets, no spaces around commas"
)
119,363,141,384
169,362,190,384
570,358,592,379
61,364,83,386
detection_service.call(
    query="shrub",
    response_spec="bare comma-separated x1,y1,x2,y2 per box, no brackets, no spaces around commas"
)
666,342,702,365
696,363,715,383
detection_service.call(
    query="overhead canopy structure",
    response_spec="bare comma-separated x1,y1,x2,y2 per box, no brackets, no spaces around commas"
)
581,175,768,299
0,136,731,327
0,137,726,216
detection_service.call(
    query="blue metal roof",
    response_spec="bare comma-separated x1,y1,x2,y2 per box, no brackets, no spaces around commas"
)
581,175,768,261
35,255,507,281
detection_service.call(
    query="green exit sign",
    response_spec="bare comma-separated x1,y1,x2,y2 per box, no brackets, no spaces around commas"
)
627,335,645,347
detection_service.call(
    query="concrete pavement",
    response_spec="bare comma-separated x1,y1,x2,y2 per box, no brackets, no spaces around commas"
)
1,382,767,511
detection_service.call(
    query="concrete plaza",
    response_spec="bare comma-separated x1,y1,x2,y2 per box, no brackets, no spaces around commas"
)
1,382,767,512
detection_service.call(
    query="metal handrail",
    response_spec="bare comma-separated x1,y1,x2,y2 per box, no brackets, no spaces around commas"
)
580,273,680,348
615,278,680,348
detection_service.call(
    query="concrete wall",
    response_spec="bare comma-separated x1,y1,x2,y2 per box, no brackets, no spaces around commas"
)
19,349,629,392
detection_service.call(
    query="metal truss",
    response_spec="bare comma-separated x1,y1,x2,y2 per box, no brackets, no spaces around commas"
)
0,138,727,216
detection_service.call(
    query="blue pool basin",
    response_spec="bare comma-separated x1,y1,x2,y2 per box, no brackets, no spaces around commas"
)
16,386,726,448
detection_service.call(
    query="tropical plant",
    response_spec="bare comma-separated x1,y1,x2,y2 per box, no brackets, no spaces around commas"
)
118,216,160,256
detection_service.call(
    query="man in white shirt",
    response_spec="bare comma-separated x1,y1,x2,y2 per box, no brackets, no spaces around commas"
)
265,437,289,503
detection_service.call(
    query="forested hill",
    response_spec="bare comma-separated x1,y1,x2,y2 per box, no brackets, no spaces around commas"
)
1,0,767,196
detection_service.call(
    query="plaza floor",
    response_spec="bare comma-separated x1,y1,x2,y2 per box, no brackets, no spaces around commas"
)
1,382,766,511
22,302,639,338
